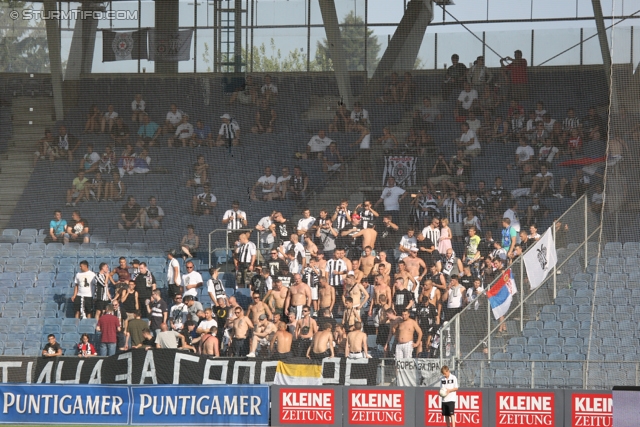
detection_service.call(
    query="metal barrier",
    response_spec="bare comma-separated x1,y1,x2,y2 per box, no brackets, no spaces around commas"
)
207,227,266,273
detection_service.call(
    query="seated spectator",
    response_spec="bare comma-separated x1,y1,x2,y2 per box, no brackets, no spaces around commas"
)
466,110,481,133
529,121,549,146
530,164,555,197
428,152,453,192
500,49,528,101
562,107,581,135
306,129,333,159
168,114,194,148
558,169,590,199
322,142,343,174
251,166,278,201
42,334,62,357
526,195,550,226
467,56,493,91
349,102,369,131
412,96,441,131
136,114,161,147
88,172,104,201
582,107,605,141
509,107,526,140
462,208,482,233
398,71,416,104
455,82,478,119
66,170,89,207
534,101,546,121
104,170,125,202
84,104,101,133
45,210,67,244
490,115,510,144
65,210,90,245
186,155,209,187
140,196,165,229
447,149,472,191
289,166,309,200
192,119,213,146
163,103,183,135
192,183,217,216
101,104,118,134
77,333,97,357
131,93,146,123
510,163,536,198
80,144,100,173
377,126,399,154
537,138,559,168
277,167,292,200
110,117,130,147
477,110,494,143
377,72,400,104
565,128,583,157
441,53,467,100
118,144,150,177
251,98,276,134
541,113,556,133
57,125,82,162
215,114,240,147
180,225,199,259
509,137,534,170
118,196,143,230
230,75,258,105
455,122,481,157
590,183,604,214
33,128,58,166
329,102,350,133
478,84,498,115
261,74,278,103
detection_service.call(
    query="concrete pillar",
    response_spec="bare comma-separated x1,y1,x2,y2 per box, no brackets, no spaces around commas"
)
155,0,179,74
364,0,432,101
318,0,353,108
65,3,100,80
591,0,618,113
42,0,64,120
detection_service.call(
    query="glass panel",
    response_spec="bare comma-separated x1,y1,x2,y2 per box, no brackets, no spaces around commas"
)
433,0,488,24
416,32,436,70
577,0,616,18
634,26,640,66
140,0,155,28
484,30,531,68
310,0,323,26
255,0,307,26
436,30,484,70
487,0,531,21
610,26,631,64
533,28,581,66
309,27,332,71
96,1,139,30
0,2,51,73
178,1,195,28
532,0,578,20
251,28,309,72
196,29,215,72
582,28,604,65
367,0,405,24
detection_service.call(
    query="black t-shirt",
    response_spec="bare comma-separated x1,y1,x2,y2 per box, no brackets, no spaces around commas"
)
267,258,287,277
121,203,142,222
43,342,61,356
420,248,441,269
133,271,156,299
291,173,307,192
478,239,494,259
377,225,399,251
274,220,295,243
214,305,229,332
459,274,476,290
278,273,294,289
150,300,168,331
67,219,89,235
393,289,414,314
141,337,156,348
111,125,129,138
251,275,268,298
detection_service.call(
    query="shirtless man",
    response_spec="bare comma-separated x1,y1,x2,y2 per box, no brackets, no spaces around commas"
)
341,297,361,331
316,252,327,274
376,262,391,287
350,259,365,284
264,279,288,318
270,321,293,360
248,291,273,323
345,321,369,359
230,307,254,357
369,274,393,318
307,321,334,359
404,247,427,289
247,314,277,357
294,305,317,357
199,326,220,356
385,309,422,359
285,273,312,319
373,251,392,275
417,279,441,353
349,224,378,250
317,277,336,315
343,274,369,313
425,264,448,293
395,261,418,293
359,246,376,276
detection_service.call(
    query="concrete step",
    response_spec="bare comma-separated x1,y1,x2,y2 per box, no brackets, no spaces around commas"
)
11,96,54,108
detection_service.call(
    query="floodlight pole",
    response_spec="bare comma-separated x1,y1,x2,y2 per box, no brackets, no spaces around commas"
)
591,0,618,114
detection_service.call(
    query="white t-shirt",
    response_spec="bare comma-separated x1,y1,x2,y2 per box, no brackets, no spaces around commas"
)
460,129,481,151
277,175,291,188
447,285,465,309
257,216,274,245
223,209,246,230
182,271,203,298
207,279,228,300
297,216,316,232
261,83,278,95
169,303,188,331
75,271,96,298
131,100,145,112
398,235,417,260
535,171,554,190
308,135,333,152
199,318,218,331
543,118,556,133
539,146,559,163
458,89,478,110
84,152,100,166
167,258,181,285
466,118,481,133
103,111,118,120
166,111,183,125
350,109,369,123
503,208,521,232
359,133,371,150
175,123,194,139
380,186,406,211
257,175,277,193
592,192,603,204
440,373,459,403
515,145,534,162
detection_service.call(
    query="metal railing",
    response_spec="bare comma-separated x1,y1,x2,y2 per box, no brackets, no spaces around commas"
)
207,227,266,273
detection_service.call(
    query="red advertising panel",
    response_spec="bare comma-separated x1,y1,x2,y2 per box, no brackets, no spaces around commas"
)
424,391,483,426
348,389,405,425
279,388,335,424
571,393,612,427
495,391,556,427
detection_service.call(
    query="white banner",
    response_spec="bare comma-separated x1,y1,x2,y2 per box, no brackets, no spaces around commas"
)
395,358,442,387
382,156,417,187
523,228,557,290
148,29,193,62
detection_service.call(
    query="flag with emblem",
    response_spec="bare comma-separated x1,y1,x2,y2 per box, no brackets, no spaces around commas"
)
102,30,148,62
382,155,417,187
523,228,557,290
148,29,193,62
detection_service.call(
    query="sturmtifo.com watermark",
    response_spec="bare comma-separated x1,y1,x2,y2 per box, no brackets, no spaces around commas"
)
10,9,138,21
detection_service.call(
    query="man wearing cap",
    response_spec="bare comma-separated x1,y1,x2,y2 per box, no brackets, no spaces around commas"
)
216,113,240,147
247,314,277,357
166,249,182,300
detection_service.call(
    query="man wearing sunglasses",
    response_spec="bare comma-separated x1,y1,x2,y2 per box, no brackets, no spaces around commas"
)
294,305,317,357
285,274,312,320
230,307,253,357
248,291,273,324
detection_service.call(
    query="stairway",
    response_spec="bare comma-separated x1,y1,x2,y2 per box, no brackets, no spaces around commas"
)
0,96,55,230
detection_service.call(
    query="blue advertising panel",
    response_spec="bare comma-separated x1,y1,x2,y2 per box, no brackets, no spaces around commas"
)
0,384,130,425
130,385,270,426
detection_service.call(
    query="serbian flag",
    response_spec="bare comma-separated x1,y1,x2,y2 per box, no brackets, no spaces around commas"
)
274,358,323,386
486,269,517,320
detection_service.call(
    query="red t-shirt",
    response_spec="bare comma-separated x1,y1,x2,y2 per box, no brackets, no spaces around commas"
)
507,59,528,84
97,314,120,343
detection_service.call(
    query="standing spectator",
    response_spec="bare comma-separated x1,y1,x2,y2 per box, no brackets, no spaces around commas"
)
94,262,113,322
332,199,352,231
215,114,241,147
192,184,217,216
438,218,453,254
156,323,186,349
329,102,351,133
42,334,62,357
96,304,122,356
256,210,277,251
71,260,95,319
377,126,399,154
140,196,164,229
501,218,518,259
222,201,248,244
467,56,493,90
45,210,67,244
306,130,333,159
76,333,97,357
168,294,188,332
500,50,528,101
353,122,372,182
375,177,408,219
65,170,89,207
166,249,182,300
349,102,369,131
179,225,199,259
250,166,277,201
146,290,168,336
182,260,203,299
64,210,90,245
131,94,146,122
132,262,156,317
163,103,183,135
441,190,465,238
455,82,478,119
276,167,292,200
316,220,338,258
230,307,253,357
118,196,143,230
442,53,468,99
125,310,148,349
136,114,161,147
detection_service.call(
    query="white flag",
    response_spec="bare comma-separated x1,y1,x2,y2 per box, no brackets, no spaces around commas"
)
523,228,557,290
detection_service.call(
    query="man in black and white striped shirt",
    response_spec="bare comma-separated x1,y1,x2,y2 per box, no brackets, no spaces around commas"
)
441,190,466,237
332,199,352,230
222,200,247,244
419,217,441,247
235,231,257,287
325,249,351,315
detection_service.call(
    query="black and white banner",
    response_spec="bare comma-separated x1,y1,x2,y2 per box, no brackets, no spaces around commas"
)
0,350,377,385
395,358,442,387
382,156,417,187
149,29,193,62
523,228,557,290
102,30,148,62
